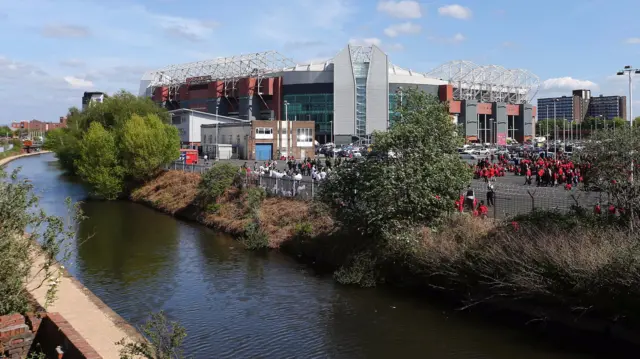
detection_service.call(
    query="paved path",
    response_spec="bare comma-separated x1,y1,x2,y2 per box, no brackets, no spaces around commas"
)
2,152,142,359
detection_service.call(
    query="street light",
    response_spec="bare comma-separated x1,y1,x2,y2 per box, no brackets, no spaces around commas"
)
284,100,289,158
553,98,559,159
616,65,640,127
546,105,549,154
616,65,640,184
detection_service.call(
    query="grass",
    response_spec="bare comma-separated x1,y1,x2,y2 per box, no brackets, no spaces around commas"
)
131,170,640,333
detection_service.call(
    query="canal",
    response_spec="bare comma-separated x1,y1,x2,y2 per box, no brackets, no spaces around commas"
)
6,153,607,359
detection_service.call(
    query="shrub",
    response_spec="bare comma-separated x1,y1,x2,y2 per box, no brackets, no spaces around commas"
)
246,187,266,215
198,163,241,206
242,222,269,250
294,222,313,238
0,169,79,315
117,311,188,359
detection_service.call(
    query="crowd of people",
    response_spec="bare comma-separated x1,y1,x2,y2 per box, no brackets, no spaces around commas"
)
472,152,590,190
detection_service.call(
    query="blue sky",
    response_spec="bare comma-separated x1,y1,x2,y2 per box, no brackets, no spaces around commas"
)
1,0,640,123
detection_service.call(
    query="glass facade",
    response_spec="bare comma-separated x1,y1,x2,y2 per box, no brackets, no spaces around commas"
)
388,93,405,127
282,93,334,139
353,63,369,137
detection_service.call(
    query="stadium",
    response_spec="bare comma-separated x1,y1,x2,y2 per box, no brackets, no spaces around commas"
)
139,43,540,145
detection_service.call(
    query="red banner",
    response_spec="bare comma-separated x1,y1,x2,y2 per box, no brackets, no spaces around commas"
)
497,133,507,146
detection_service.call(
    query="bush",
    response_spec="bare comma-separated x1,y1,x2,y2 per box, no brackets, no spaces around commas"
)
117,311,188,359
242,222,269,250
0,169,79,315
294,222,313,238
198,163,241,206
246,187,266,215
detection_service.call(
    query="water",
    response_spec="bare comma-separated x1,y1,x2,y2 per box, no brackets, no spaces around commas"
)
4,153,606,359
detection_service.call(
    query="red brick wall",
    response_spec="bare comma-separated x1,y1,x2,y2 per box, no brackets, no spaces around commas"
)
1,313,35,359
1,313,103,359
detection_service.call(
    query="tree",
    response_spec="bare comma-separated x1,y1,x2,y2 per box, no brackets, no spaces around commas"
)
67,91,170,132
580,127,640,229
47,91,180,199
319,88,472,239
75,122,125,200
198,163,242,207
117,311,189,359
0,125,12,137
43,128,81,173
0,169,79,315
120,114,180,182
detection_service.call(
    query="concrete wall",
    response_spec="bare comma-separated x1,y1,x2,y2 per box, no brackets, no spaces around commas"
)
282,71,333,85
201,124,251,158
461,100,478,140
366,45,389,133
492,102,507,144
333,46,355,136
517,104,534,142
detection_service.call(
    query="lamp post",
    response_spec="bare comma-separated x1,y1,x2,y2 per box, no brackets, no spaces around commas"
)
284,100,289,158
215,100,220,161
546,105,549,153
489,118,494,146
553,98,559,159
617,65,640,127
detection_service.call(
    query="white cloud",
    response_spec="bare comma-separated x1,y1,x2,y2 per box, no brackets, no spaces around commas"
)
377,1,422,19
428,33,466,44
152,14,219,42
63,76,94,89
41,24,90,38
625,38,640,44
384,22,421,37
349,38,382,47
541,77,598,91
438,4,472,20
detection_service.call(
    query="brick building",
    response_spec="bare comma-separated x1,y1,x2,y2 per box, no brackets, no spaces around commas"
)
11,117,67,132
201,120,315,160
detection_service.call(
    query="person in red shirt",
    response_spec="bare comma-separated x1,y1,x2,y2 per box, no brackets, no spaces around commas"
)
478,201,489,218
608,205,616,215
594,204,601,215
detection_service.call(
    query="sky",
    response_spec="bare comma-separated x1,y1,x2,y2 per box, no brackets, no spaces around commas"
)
1,0,640,123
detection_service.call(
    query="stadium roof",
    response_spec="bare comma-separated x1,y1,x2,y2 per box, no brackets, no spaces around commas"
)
142,45,539,103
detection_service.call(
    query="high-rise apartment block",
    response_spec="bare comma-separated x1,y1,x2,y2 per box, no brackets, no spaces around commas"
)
537,89,626,122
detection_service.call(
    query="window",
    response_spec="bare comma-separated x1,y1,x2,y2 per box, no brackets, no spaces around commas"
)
209,134,213,144
255,127,273,135
296,128,312,142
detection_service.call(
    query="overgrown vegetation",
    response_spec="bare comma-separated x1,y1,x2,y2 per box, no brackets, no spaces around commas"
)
198,163,243,207
0,168,80,315
319,89,471,285
117,311,189,359
45,91,180,199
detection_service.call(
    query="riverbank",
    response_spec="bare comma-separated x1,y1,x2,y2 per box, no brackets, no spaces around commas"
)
1,151,144,359
131,169,640,346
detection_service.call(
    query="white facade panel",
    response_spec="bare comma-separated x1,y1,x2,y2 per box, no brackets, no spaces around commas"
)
366,46,389,134
333,46,356,136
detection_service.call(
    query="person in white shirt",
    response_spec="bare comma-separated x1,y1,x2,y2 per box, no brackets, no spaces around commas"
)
319,170,327,180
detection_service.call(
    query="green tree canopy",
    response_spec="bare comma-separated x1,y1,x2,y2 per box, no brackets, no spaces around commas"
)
76,122,125,200
120,114,180,182
319,88,472,239
46,91,179,199
0,125,12,137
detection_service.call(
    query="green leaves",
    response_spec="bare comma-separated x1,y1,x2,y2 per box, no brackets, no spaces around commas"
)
76,122,125,200
320,89,472,239
47,91,180,199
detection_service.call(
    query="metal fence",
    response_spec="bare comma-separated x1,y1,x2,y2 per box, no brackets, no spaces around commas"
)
243,174,321,201
165,161,610,219
464,181,603,219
